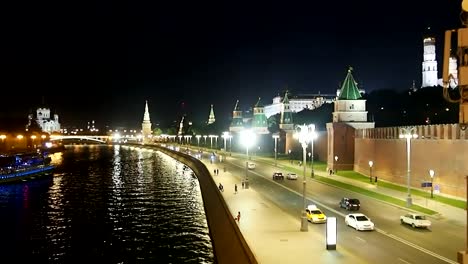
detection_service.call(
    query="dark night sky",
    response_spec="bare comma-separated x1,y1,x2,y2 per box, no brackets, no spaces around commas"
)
0,0,463,129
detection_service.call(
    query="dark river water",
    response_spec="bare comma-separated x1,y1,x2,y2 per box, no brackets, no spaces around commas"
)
0,145,214,263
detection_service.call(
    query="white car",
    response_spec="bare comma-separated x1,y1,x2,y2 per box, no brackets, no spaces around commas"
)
286,173,298,180
247,162,256,170
345,213,375,231
400,213,431,228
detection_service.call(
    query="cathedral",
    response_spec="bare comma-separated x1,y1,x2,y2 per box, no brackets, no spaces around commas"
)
26,107,61,133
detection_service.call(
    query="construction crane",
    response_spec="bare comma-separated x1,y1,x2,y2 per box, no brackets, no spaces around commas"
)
442,1,468,130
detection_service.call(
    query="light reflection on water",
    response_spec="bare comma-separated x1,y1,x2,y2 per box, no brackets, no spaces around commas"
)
0,145,214,263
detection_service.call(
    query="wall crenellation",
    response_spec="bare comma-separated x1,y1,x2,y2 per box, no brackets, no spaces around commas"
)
357,124,467,140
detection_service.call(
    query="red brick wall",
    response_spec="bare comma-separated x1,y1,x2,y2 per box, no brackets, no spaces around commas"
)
355,138,468,199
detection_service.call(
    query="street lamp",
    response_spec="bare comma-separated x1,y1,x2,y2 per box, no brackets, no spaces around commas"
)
222,132,230,159
203,135,208,147
240,129,256,189
334,155,338,174
309,126,317,177
229,134,232,156
31,135,37,148
272,134,279,167
209,135,214,149
369,161,373,183
399,126,418,207
293,124,315,232
196,135,201,149
288,149,292,164
429,169,435,198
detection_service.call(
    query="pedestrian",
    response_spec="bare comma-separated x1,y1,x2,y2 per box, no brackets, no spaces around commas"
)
329,169,332,176
241,180,244,189
217,169,219,175
235,184,238,194
236,211,241,222
214,169,216,175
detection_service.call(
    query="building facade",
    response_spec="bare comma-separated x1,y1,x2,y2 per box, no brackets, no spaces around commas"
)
27,107,61,133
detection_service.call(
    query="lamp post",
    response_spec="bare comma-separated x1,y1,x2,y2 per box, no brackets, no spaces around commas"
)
31,135,37,149
240,129,256,189
309,127,317,177
203,135,208,147
196,135,201,149
429,169,435,198
334,155,338,174
369,161,373,183
229,135,232,156
209,135,214,149
214,135,219,149
1,135,6,151
399,126,418,207
288,149,292,164
222,132,229,160
272,134,279,167
293,124,315,232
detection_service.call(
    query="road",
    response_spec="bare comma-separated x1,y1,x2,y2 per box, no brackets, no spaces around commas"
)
204,150,462,263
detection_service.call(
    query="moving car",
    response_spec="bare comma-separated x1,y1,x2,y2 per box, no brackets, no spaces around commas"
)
286,173,298,180
339,198,361,210
272,172,284,180
400,213,431,229
305,205,327,223
247,162,256,170
345,213,374,231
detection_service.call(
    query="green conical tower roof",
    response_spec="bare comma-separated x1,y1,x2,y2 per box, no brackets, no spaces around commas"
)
338,67,362,100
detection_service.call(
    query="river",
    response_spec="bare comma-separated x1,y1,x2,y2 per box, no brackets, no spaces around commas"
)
0,144,214,263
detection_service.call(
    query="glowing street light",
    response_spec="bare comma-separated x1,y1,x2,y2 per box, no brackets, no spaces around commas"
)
196,135,201,149
272,133,280,167
369,161,374,183
240,129,256,189
293,124,316,232
399,126,418,207
203,135,208,147
209,135,215,149
222,132,230,158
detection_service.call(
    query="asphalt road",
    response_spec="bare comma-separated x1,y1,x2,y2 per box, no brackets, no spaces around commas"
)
217,154,462,264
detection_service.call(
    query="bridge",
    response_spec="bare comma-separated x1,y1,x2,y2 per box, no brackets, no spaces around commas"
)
49,135,110,143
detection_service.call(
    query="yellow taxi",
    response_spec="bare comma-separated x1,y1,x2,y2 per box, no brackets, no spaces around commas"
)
306,205,327,223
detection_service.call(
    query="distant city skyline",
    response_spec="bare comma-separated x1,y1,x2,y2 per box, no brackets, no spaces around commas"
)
0,0,462,127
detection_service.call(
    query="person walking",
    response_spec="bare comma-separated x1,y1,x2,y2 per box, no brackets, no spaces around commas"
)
234,184,238,194
236,211,241,223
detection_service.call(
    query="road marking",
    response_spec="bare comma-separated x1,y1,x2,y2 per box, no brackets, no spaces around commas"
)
398,258,412,264
231,161,459,264
355,236,366,243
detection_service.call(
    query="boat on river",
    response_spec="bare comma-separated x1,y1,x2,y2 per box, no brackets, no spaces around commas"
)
0,152,55,183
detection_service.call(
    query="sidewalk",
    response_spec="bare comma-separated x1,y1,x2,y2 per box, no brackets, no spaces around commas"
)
204,161,368,264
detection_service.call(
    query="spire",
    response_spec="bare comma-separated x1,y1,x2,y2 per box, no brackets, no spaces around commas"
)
254,97,263,107
338,67,362,100
282,90,290,104
143,100,151,122
280,90,293,130
208,104,216,124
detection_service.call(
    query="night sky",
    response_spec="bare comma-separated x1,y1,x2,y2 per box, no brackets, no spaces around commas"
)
0,0,463,129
